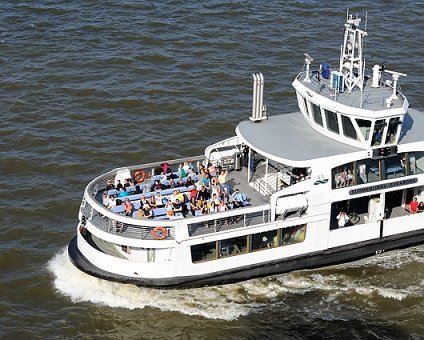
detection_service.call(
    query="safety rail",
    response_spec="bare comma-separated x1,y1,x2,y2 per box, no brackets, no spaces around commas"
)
204,135,241,161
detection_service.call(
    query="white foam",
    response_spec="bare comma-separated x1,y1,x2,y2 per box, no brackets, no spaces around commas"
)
48,248,262,320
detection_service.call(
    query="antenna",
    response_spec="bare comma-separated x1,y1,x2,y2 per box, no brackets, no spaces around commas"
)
303,53,313,83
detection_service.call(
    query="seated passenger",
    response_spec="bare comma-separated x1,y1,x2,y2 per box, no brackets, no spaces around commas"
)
418,202,424,213
185,176,195,187
197,185,210,201
189,196,197,216
155,192,165,208
208,201,218,214
211,193,220,205
106,180,115,191
124,198,134,216
232,197,243,209
142,204,153,218
177,178,185,188
137,209,147,219
107,196,116,210
140,195,149,208
124,178,131,188
170,190,179,204
118,187,128,197
169,178,176,189
102,192,109,206
231,188,243,203
208,163,216,177
159,172,168,183
172,199,183,216
149,196,157,210
151,180,163,192
116,180,123,191
165,200,174,217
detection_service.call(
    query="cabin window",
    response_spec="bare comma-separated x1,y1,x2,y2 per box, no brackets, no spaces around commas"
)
341,115,358,140
386,117,401,144
324,109,339,134
219,236,248,258
356,158,381,184
356,119,372,141
191,241,217,263
382,154,406,179
332,162,355,188
309,102,323,126
371,119,386,146
281,224,307,245
251,230,278,251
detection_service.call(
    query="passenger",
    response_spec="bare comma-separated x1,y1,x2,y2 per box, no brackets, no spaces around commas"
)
137,208,147,219
118,187,128,198
150,180,163,192
179,162,189,178
177,190,185,203
218,170,228,185
197,168,208,187
190,186,198,199
102,192,109,206
231,188,243,203
189,196,198,216
418,201,424,213
177,178,185,188
221,187,230,203
155,192,165,208
185,176,195,188
232,197,243,209
169,178,176,189
208,163,216,177
172,199,183,217
107,196,116,210
188,167,197,177
160,162,171,174
196,197,207,214
410,197,419,213
124,198,133,216
159,171,168,183
218,199,228,212
124,178,131,188
139,194,149,208
208,201,218,214
148,196,157,210
106,180,115,191
116,180,123,191
135,184,143,193
197,185,210,201
336,211,349,227
165,200,174,217
210,178,221,197
142,204,153,219
211,193,220,205
128,178,135,187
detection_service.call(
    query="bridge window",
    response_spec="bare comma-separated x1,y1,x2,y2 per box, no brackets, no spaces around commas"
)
371,119,385,146
386,117,401,144
341,115,358,140
324,109,339,134
309,102,323,126
356,119,372,141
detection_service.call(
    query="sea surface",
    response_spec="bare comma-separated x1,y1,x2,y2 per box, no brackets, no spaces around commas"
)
1,1,424,339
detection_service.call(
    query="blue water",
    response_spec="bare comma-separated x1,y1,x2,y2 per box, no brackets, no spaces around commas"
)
1,1,424,338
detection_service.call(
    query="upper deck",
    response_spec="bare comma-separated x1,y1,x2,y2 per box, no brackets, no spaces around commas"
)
296,70,405,113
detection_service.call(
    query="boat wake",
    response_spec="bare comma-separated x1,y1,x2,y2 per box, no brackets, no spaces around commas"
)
48,246,424,320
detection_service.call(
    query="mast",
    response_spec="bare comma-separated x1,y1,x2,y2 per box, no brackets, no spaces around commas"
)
340,14,368,93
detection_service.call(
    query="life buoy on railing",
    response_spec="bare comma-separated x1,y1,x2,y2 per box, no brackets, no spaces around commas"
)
133,170,145,183
152,226,167,240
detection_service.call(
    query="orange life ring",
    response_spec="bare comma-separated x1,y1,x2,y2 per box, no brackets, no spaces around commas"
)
133,170,145,183
152,226,167,240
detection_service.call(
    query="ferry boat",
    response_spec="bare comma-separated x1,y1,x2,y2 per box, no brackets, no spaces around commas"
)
68,14,424,288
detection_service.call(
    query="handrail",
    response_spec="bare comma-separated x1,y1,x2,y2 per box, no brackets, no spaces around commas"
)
204,136,240,160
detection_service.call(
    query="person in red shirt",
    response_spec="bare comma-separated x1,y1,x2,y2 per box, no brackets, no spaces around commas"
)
410,197,419,213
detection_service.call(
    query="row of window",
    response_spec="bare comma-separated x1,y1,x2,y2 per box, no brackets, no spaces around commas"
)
191,224,307,263
297,93,401,146
332,151,424,189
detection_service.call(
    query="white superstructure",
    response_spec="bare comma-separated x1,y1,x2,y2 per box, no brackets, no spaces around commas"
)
68,13,424,288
